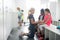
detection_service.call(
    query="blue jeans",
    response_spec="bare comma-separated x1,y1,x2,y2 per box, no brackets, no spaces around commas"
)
27,25,36,38
18,16,21,22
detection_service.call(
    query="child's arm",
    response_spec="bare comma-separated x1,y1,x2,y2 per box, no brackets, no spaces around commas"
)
38,20,44,25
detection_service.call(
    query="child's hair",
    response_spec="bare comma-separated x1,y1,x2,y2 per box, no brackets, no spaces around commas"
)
17,7,20,10
45,8,51,13
21,10,24,12
29,10,31,12
40,9,45,15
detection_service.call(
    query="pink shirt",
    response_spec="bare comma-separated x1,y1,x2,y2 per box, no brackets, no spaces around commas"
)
44,13,52,26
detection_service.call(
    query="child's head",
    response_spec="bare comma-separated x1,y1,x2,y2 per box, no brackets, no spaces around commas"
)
21,10,24,12
17,7,20,11
30,8,35,14
40,9,45,15
45,8,50,15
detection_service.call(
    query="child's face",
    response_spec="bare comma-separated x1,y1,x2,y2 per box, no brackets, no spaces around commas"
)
31,10,35,14
45,11,48,15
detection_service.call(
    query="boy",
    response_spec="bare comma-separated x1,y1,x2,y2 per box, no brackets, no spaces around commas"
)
17,7,22,22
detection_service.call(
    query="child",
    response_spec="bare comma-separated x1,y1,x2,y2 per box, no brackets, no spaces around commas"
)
43,8,52,40
37,9,45,40
17,7,22,22
38,9,45,31
22,8,38,39
44,8,52,26
21,10,24,25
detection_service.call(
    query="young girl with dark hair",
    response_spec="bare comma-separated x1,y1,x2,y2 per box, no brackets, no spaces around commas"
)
44,8,52,26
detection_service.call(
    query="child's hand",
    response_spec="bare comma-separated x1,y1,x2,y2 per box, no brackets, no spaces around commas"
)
38,21,44,25
39,23,43,25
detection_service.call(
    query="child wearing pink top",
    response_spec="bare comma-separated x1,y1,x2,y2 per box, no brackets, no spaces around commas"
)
44,8,52,26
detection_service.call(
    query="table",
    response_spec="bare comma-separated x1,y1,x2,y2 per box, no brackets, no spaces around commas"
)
44,24,60,40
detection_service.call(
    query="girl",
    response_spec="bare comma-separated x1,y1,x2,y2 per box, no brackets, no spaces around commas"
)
38,9,45,31
44,8,52,26
37,9,45,40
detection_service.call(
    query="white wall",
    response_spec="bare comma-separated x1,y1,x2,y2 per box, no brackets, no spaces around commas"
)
58,0,60,20
49,0,59,21
50,2,57,21
0,0,4,40
4,0,17,40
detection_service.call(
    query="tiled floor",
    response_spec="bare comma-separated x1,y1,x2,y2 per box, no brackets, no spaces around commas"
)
7,25,38,40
